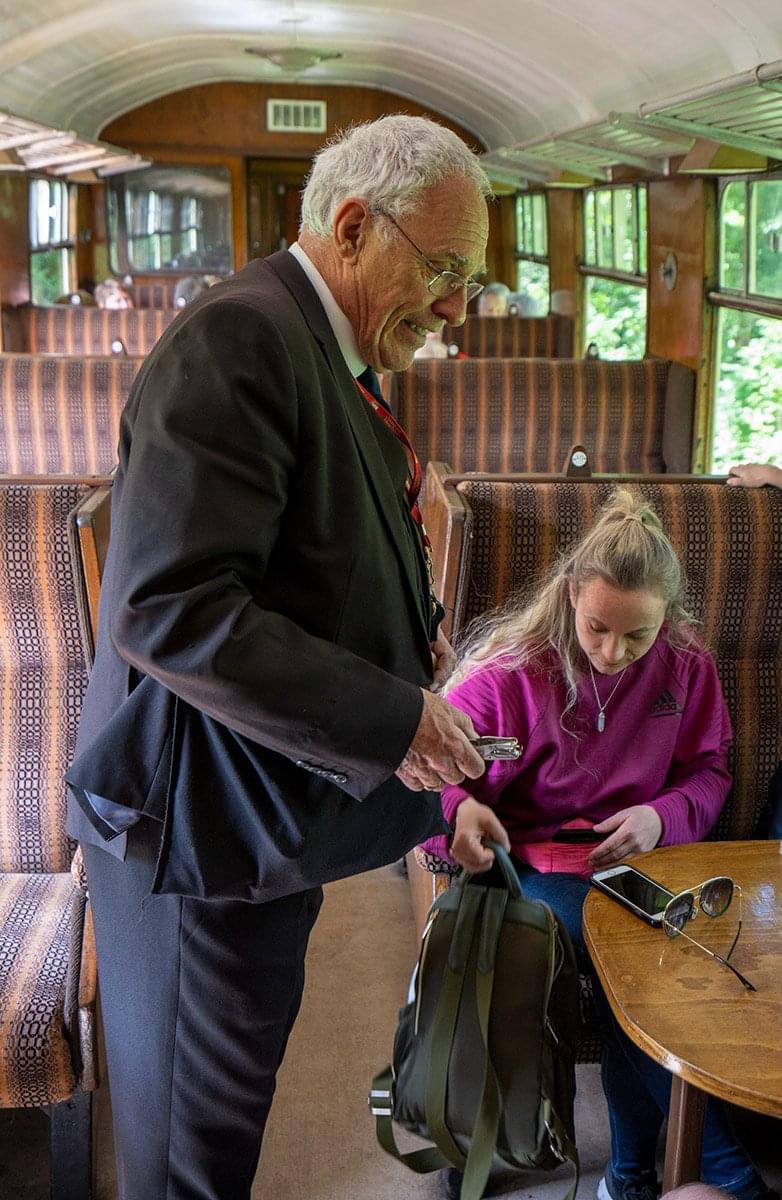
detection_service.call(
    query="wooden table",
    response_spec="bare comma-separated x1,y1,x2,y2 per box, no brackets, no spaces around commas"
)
583,841,782,1189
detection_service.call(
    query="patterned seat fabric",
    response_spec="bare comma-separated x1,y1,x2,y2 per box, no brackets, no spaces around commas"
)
0,482,93,1106
0,354,141,474
444,315,574,358
0,875,85,1106
127,281,181,307
395,358,691,474
16,305,177,354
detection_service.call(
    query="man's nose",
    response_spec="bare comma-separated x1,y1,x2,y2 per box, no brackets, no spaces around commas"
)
431,286,469,327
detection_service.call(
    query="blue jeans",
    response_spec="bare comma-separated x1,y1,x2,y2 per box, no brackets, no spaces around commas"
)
514,863,766,1200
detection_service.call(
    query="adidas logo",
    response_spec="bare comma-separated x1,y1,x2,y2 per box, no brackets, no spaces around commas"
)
650,689,684,717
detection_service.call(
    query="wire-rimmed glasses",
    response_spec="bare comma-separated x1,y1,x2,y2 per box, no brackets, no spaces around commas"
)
382,213,485,303
662,875,756,991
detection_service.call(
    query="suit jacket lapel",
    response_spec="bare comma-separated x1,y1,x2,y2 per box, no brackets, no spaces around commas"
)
266,252,431,648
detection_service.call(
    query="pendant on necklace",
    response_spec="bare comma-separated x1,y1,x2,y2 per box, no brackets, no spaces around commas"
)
596,711,606,733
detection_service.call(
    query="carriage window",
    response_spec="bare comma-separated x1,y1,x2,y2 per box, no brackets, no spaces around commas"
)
107,165,233,275
29,178,75,304
711,177,782,470
582,184,648,359
515,192,549,315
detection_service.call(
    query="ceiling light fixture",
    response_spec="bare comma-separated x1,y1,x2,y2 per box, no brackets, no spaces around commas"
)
245,45,341,72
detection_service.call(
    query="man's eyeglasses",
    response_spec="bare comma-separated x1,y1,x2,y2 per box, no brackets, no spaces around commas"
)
382,213,484,303
662,875,756,991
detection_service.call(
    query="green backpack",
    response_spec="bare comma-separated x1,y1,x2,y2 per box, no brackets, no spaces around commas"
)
370,843,581,1200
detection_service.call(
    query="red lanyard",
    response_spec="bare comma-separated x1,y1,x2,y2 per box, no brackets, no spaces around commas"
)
355,378,438,614
355,378,424,520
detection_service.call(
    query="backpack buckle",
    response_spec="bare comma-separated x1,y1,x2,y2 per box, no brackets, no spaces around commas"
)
369,1086,393,1117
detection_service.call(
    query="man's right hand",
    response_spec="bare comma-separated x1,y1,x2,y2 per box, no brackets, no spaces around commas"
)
450,798,511,873
395,689,485,792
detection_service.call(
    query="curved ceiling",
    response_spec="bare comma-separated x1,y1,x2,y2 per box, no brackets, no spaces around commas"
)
1,0,782,150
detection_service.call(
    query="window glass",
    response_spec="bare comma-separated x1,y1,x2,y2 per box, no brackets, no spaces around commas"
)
612,187,636,274
29,178,70,248
584,276,647,360
596,190,613,269
711,307,782,471
30,248,71,304
637,186,648,275
516,261,550,315
719,182,746,292
584,192,596,264
750,179,782,300
108,165,233,274
532,194,548,257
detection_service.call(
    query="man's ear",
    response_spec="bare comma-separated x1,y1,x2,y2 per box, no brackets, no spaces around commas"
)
332,198,371,264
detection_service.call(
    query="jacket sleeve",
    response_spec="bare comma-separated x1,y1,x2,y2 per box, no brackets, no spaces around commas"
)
419,665,531,860
646,649,732,845
106,296,423,800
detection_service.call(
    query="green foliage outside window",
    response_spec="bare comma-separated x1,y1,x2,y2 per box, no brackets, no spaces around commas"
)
30,248,70,304
584,276,647,360
713,179,782,469
516,261,549,315
711,307,782,471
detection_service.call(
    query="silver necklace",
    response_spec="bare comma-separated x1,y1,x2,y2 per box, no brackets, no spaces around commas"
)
588,660,627,732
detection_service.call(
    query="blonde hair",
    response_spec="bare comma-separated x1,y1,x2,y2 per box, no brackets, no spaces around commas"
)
448,488,696,717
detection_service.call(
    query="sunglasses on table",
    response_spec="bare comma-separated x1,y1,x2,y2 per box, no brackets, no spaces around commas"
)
662,875,756,992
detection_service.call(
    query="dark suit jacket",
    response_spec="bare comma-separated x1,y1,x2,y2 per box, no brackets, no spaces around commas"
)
66,251,448,902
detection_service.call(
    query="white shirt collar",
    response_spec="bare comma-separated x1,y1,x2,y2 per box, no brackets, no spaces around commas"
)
288,242,365,379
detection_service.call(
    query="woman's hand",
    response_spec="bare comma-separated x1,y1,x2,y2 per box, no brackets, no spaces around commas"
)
450,798,511,873
587,805,662,869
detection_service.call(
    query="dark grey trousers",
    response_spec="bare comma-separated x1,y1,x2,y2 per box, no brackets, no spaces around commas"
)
84,819,323,1200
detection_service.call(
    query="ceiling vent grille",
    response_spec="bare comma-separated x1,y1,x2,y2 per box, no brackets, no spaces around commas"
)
267,100,327,133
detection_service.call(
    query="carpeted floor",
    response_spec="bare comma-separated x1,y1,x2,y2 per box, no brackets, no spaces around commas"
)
1,862,779,1200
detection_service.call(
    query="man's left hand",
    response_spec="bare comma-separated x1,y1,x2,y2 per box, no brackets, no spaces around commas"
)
430,631,456,690
587,805,662,869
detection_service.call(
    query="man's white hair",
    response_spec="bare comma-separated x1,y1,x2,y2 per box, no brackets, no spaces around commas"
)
300,114,492,238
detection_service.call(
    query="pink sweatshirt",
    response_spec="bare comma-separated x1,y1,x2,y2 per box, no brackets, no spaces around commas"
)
421,636,732,867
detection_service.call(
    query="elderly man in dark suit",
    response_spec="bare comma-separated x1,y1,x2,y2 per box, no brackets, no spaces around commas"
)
66,113,504,1199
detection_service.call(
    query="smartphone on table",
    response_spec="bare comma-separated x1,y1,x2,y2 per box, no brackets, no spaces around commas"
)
590,864,675,927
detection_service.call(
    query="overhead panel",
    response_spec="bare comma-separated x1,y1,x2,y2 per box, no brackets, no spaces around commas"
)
639,60,782,162
0,109,149,179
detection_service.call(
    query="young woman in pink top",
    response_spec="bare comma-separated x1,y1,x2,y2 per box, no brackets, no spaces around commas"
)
423,490,773,1200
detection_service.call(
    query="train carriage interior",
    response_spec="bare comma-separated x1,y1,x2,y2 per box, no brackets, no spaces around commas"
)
1,0,782,1198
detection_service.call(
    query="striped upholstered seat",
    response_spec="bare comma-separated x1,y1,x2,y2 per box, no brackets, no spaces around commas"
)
0,354,141,474
0,481,98,1140
444,314,574,357
393,357,695,474
14,304,177,354
127,280,181,307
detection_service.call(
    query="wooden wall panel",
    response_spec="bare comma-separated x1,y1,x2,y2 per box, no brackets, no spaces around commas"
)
647,178,712,371
101,83,487,274
0,177,30,304
548,189,583,342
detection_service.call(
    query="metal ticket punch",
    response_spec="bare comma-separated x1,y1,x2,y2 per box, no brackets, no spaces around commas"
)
471,735,522,760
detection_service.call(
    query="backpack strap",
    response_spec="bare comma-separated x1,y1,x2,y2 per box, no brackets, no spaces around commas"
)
369,1065,452,1173
542,1098,580,1200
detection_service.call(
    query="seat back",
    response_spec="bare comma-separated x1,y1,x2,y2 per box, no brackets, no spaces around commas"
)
0,478,104,873
14,305,177,354
444,314,574,357
127,281,180,307
0,355,141,474
444,477,782,838
394,357,694,474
